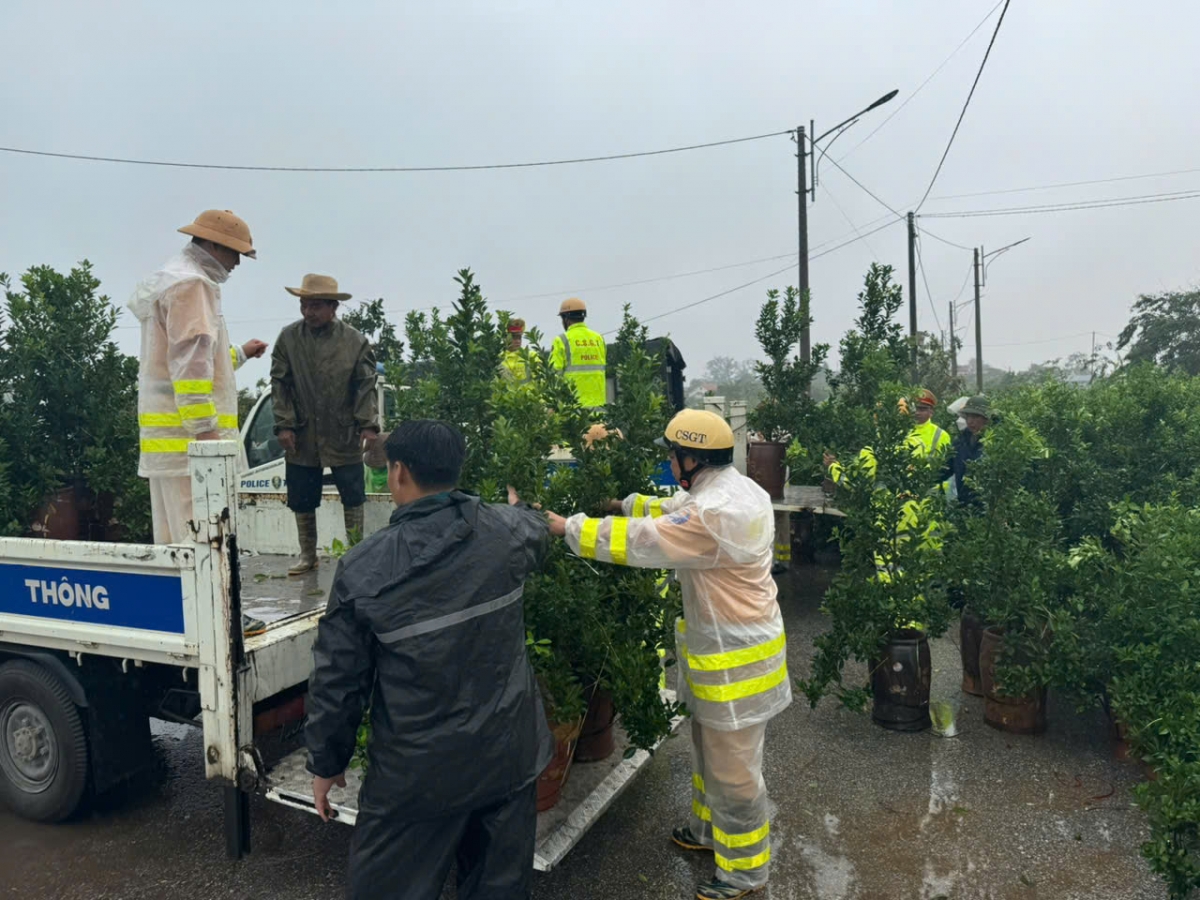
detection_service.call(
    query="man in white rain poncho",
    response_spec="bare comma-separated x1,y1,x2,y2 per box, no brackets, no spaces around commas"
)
128,210,269,634
545,408,790,900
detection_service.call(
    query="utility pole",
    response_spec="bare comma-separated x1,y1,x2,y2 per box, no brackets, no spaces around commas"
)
797,125,810,365
973,246,983,393
949,300,957,381
907,211,918,382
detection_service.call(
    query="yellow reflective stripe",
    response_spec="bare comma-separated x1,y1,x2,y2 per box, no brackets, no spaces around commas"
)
140,412,238,428
678,618,687,634
610,518,628,566
649,498,666,518
714,821,770,850
685,633,787,673
692,772,706,794
140,438,192,453
692,798,712,822
139,412,181,427
579,519,600,559
229,346,239,368
688,663,789,702
178,401,217,421
172,379,213,395
716,847,771,872
633,495,648,517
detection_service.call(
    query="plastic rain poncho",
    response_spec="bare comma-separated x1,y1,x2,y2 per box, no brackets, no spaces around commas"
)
566,465,791,732
128,244,246,478
569,467,786,888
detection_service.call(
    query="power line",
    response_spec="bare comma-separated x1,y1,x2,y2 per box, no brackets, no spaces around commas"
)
929,165,1200,202
821,182,882,260
984,330,1096,348
0,130,792,174
918,227,973,251
502,251,797,301
915,0,1013,211
922,187,1200,219
951,260,975,311
629,218,902,330
914,235,943,334
839,0,1007,160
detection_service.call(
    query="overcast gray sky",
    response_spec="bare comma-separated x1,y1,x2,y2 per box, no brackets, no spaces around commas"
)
2,1,1198,388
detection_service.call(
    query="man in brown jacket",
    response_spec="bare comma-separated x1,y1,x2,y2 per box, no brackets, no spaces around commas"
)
271,274,380,574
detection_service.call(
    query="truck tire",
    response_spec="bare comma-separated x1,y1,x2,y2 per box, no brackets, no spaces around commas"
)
0,660,89,822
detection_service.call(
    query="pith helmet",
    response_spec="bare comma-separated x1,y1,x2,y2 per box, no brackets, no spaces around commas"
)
285,274,352,302
178,209,257,259
656,409,735,466
915,388,938,408
559,297,587,315
507,318,526,334
961,396,992,419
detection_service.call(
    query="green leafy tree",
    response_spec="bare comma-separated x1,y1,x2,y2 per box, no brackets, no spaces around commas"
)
0,263,147,540
1117,288,1200,375
747,286,828,442
797,387,951,710
829,263,909,406
341,297,406,371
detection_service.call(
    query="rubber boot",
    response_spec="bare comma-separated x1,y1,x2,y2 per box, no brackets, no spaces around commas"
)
288,512,319,575
344,504,365,547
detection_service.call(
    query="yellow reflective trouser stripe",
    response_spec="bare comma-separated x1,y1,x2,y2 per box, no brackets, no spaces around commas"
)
139,413,238,428
579,519,600,559
609,518,628,566
172,379,213,394
692,798,712,822
714,821,770,849
685,633,786,673
716,847,771,872
141,439,192,453
692,772,705,794
178,401,217,420
688,663,788,702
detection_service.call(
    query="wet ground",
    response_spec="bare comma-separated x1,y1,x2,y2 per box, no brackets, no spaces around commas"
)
0,564,1165,899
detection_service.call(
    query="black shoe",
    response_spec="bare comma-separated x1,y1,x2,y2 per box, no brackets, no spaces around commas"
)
771,563,788,577
672,825,711,852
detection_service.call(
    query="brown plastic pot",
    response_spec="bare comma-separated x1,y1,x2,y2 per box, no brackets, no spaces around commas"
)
747,441,787,501
536,719,581,812
32,486,82,540
979,628,1046,735
960,610,986,696
575,687,616,763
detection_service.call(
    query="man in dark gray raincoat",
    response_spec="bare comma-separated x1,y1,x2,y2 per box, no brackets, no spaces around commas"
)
271,273,379,574
305,420,553,900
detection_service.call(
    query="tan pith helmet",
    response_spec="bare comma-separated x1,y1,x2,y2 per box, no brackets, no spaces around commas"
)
285,274,352,302
559,297,587,315
178,209,257,259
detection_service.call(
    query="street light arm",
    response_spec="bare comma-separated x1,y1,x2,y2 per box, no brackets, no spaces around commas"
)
813,89,900,144
810,119,860,191
983,237,1031,281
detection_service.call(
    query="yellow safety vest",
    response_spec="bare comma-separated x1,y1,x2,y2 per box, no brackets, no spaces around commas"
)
550,323,607,408
499,350,532,384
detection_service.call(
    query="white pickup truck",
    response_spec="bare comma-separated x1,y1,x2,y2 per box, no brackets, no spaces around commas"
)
0,440,677,869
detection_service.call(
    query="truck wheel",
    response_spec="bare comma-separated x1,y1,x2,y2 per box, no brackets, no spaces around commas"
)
0,660,89,822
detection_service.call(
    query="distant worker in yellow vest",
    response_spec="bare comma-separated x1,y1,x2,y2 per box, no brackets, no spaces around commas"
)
907,389,951,457
549,297,607,408
499,318,534,385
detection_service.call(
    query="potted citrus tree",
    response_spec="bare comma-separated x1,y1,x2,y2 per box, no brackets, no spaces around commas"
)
797,388,952,731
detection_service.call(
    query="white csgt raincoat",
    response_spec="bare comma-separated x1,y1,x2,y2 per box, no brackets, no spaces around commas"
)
128,243,248,478
565,465,791,731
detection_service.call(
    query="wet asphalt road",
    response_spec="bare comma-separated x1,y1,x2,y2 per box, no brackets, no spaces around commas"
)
0,565,1167,900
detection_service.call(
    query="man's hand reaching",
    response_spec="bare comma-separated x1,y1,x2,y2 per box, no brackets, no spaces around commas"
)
312,773,346,822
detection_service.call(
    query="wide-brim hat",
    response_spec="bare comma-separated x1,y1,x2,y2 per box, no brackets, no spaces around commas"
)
285,273,352,302
178,209,257,258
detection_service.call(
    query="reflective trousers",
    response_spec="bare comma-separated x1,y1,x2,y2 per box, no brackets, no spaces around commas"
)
688,719,772,889
773,511,792,569
348,781,537,900
149,476,193,544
